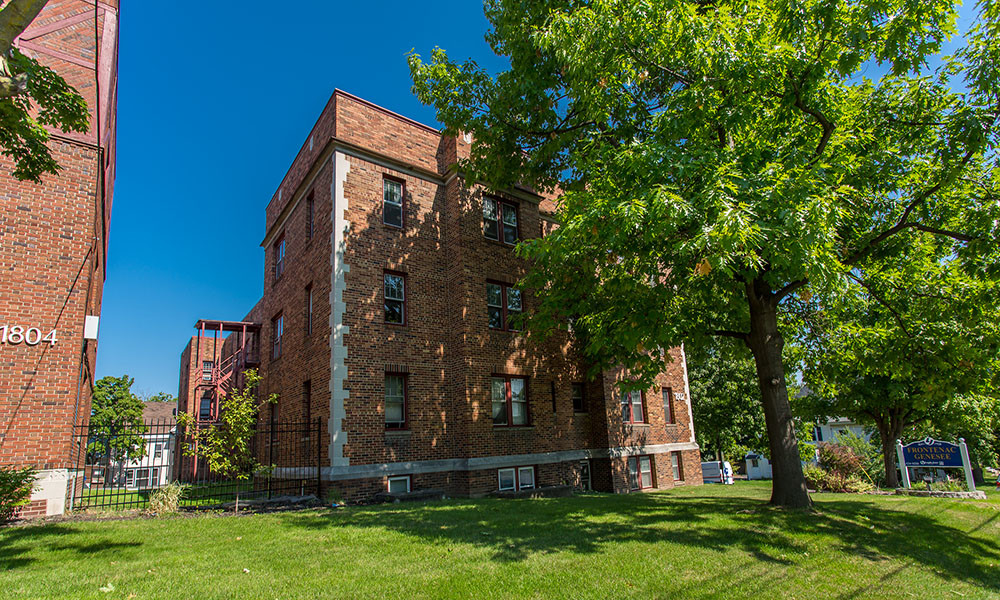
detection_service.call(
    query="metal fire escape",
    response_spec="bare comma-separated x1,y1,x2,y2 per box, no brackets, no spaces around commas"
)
193,319,262,420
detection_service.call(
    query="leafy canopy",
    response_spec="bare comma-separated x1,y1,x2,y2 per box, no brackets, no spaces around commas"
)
0,0,90,182
88,375,147,462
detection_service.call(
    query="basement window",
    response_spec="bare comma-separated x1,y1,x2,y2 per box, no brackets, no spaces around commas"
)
388,476,411,494
497,466,535,491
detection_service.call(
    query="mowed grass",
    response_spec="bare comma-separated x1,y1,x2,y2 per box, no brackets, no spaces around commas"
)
2,482,999,600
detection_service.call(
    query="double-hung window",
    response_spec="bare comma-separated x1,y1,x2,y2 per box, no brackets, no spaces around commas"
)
662,387,675,424
202,360,213,381
384,272,406,325
483,197,518,244
486,282,522,331
305,284,313,335
383,177,404,228
621,390,645,424
199,395,212,420
497,466,535,491
491,376,528,426
671,452,684,481
571,383,586,413
627,456,654,490
272,313,284,359
273,235,286,281
385,373,406,429
306,192,315,239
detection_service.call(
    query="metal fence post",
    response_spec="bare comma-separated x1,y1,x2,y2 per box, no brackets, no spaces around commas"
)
315,417,322,499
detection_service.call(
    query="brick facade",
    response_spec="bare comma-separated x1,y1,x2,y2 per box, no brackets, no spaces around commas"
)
0,2,119,516
195,90,701,502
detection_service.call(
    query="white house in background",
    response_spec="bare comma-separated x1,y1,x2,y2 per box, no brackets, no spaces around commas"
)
120,401,177,490
745,452,773,480
812,417,871,443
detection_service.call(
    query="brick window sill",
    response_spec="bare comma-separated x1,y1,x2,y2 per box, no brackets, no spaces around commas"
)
385,429,411,437
493,426,535,432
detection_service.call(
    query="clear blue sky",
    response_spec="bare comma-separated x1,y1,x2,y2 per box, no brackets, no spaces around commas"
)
95,2,979,398
95,2,508,398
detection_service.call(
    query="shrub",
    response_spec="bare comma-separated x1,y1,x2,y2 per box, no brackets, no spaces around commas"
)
803,464,826,490
1,466,37,522
148,481,187,514
833,430,885,487
817,442,864,478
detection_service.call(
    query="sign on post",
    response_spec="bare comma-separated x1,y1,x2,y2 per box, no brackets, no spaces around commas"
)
896,437,976,492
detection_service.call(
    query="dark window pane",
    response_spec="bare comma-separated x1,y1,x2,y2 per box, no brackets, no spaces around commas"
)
483,198,499,240
488,306,503,329
384,203,403,227
385,300,404,324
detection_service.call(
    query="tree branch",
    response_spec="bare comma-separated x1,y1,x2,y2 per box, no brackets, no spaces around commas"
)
0,0,48,99
790,78,835,163
712,330,749,341
774,278,808,303
843,148,978,266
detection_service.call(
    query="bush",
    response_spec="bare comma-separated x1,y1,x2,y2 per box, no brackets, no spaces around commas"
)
833,430,885,487
817,442,864,478
803,462,874,493
803,464,826,490
148,481,187,514
1,466,37,522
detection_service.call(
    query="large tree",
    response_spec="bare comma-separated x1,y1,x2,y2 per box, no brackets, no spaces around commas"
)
688,339,768,462
410,0,1000,506
1,0,89,182
87,375,147,463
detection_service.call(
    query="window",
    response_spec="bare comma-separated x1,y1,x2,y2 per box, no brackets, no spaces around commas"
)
627,456,654,490
305,284,313,335
202,360,213,381
483,197,518,244
491,376,528,426
273,235,286,281
387,475,410,494
383,177,404,228
272,313,284,358
385,374,406,429
621,390,645,424
153,443,163,460
384,272,406,325
151,467,161,488
814,426,824,442
671,452,684,481
306,192,315,239
199,395,212,420
135,468,150,489
571,383,586,413
662,387,675,424
486,282,522,331
497,466,535,491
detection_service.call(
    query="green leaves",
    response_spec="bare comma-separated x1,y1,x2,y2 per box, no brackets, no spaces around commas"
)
88,375,147,462
0,49,89,183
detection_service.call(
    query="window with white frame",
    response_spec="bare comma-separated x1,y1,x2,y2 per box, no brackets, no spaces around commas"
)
273,235,286,281
627,455,654,490
384,272,406,325
153,443,163,460
387,475,411,494
497,466,535,491
621,390,645,424
385,373,406,429
671,452,684,481
483,197,519,244
272,312,284,358
135,468,150,489
491,376,528,426
662,387,674,424
383,177,404,227
202,360,213,381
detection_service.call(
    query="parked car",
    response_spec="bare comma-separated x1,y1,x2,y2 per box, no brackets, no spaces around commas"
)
702,461,734,484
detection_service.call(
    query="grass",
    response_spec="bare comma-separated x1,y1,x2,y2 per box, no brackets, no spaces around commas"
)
73,480,259,511
2,482,999,599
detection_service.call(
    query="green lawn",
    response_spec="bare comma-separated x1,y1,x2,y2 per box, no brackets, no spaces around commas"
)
2,482,999,599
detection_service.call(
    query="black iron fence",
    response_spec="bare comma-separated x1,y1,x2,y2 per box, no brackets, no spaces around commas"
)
67,418,323,512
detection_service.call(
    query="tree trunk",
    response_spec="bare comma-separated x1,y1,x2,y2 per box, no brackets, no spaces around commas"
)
878,426,898,489
744,280,812,508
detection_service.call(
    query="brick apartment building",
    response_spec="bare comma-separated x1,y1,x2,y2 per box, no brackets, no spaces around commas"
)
0,2,119,516
188,90,701,501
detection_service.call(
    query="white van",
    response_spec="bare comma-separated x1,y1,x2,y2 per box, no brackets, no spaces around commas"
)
701,461,734,484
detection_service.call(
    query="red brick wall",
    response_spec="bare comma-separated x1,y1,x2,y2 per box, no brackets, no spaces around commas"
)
229,93,702,501
177,335,226,419
0,3,118,518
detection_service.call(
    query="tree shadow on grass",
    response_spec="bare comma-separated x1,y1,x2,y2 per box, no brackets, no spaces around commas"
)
283,492,1000,593
0,524,142,570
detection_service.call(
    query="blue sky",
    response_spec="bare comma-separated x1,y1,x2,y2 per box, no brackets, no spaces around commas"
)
96,2,980,398
95,2,508,397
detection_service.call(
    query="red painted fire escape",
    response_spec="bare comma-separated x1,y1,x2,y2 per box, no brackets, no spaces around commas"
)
193,319,262,420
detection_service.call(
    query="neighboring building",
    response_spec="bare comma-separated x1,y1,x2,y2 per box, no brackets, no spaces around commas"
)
0,2,119,517
111,401,176,491
186,90,702,502
812,417,870,444
178,334,228,422
744,453,773,480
